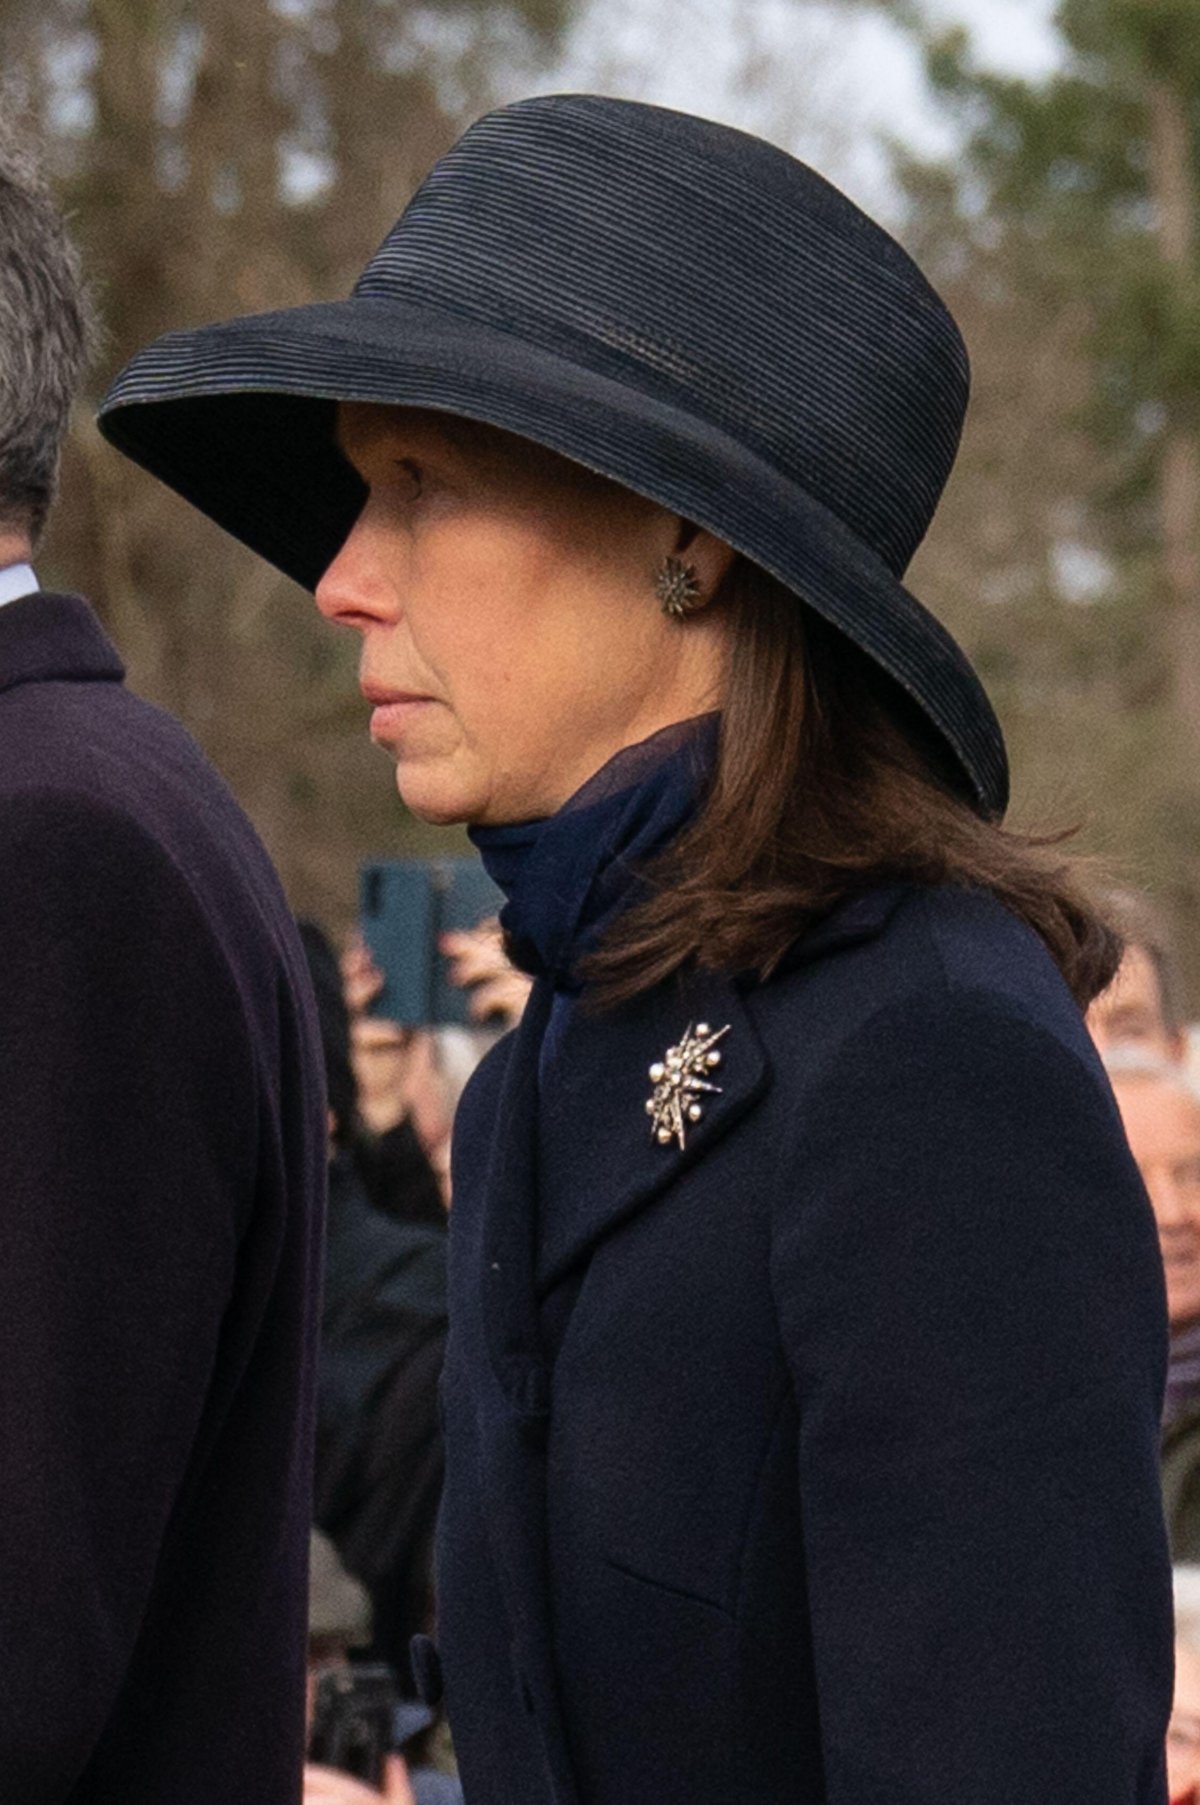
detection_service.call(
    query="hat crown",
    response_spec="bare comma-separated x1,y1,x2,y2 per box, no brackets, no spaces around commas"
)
354,94,969,577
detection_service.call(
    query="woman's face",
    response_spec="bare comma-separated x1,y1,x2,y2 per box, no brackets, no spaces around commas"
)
317,403,733,825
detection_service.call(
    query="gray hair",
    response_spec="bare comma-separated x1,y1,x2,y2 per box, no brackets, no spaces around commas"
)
0,105,92,541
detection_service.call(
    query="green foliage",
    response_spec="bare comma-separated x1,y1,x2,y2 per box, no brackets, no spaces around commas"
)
1062,0,1200,95
915,25,1145,225
1101,256,1200,430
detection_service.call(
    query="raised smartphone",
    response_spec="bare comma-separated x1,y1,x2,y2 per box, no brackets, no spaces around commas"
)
358,855,505,1026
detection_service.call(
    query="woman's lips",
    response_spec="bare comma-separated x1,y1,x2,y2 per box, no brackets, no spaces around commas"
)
368,697,436,741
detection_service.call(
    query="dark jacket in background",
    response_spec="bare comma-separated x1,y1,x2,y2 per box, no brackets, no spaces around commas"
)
1161,1320,1200,1562
0,593,326,1802
1163,1401,1200,1563
316,1150,447,1681
435,881,1173,1805
358,1116,447,1230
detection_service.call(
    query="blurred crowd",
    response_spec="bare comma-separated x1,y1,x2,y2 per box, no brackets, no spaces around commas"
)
299,917,529,1802
298,885,1200,1801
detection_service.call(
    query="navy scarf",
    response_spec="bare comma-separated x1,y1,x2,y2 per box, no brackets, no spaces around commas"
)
469,713,719,993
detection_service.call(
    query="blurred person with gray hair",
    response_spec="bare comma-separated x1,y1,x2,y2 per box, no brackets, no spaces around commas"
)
0,113,326,1800
1109,1049,1200,1562
1088,889,1189,1067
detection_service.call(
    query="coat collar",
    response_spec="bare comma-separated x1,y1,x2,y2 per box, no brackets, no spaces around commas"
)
778,881,911,969
0,592,125,696
530,886,911,1287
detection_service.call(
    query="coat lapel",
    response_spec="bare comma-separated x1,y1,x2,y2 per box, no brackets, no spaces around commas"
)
459,967,769,1805
454,888,906,1804
528,885,909,1293
534,966,771,1292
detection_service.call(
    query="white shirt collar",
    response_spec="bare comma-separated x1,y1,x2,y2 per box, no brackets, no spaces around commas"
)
0,563,40,609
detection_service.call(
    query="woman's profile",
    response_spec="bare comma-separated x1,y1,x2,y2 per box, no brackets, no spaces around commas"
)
101,94,1172,1805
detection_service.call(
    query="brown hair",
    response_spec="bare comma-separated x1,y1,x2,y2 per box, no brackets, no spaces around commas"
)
583,560,1121,1010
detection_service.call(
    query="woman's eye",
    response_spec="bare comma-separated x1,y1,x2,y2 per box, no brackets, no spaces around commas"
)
395,458,424,498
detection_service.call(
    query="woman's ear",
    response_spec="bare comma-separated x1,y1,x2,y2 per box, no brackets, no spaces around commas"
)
674,519,738,600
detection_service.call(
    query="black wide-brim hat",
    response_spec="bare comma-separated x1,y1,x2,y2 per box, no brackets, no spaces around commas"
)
98,93,1009,818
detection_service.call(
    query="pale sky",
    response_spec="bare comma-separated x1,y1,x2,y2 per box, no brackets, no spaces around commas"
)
522,0,1063,218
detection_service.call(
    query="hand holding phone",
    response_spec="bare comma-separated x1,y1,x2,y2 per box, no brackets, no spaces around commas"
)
308,1665,399,1792
303,1752,415,1803
439,919,532,1028
359,858,505,1026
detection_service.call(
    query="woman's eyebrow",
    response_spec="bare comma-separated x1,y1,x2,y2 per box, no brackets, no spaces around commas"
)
336,413,496,480
335,432,423,474
361,430,470,469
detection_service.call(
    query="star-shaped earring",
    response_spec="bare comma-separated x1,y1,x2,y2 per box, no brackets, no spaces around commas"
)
655,556,706,618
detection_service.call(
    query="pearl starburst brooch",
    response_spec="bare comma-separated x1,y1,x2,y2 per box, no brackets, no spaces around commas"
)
645,1021,730,1150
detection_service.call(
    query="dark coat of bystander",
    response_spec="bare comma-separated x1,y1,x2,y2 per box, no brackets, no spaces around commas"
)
1163,1401,1200,1563
0,592,327,1802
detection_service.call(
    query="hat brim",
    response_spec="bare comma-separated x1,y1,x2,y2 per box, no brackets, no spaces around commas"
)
97,295,1008,817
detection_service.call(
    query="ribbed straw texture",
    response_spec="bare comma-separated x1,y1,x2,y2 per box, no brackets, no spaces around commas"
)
359,101,967,578
98,93,1008,817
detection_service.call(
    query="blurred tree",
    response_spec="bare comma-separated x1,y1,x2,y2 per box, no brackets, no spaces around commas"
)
863,0,1200,997
1,0,572,923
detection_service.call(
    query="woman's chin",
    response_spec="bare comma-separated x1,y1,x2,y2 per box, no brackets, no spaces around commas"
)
393,763,477,827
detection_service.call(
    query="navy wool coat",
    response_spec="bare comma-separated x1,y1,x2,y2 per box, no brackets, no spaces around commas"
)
434,880,1173,1805
0,595,326,1802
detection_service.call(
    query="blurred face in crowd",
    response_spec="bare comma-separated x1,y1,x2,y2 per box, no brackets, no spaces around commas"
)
317,404,735,825
1088,942,1185,1064
1170,1638,1200,1802
1112,1069,1200,1329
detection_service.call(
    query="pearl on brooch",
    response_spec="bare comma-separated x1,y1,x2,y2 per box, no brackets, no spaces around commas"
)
643,1021,731,1151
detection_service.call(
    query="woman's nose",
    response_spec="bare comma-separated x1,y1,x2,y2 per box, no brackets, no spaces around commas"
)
315,518,396,632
